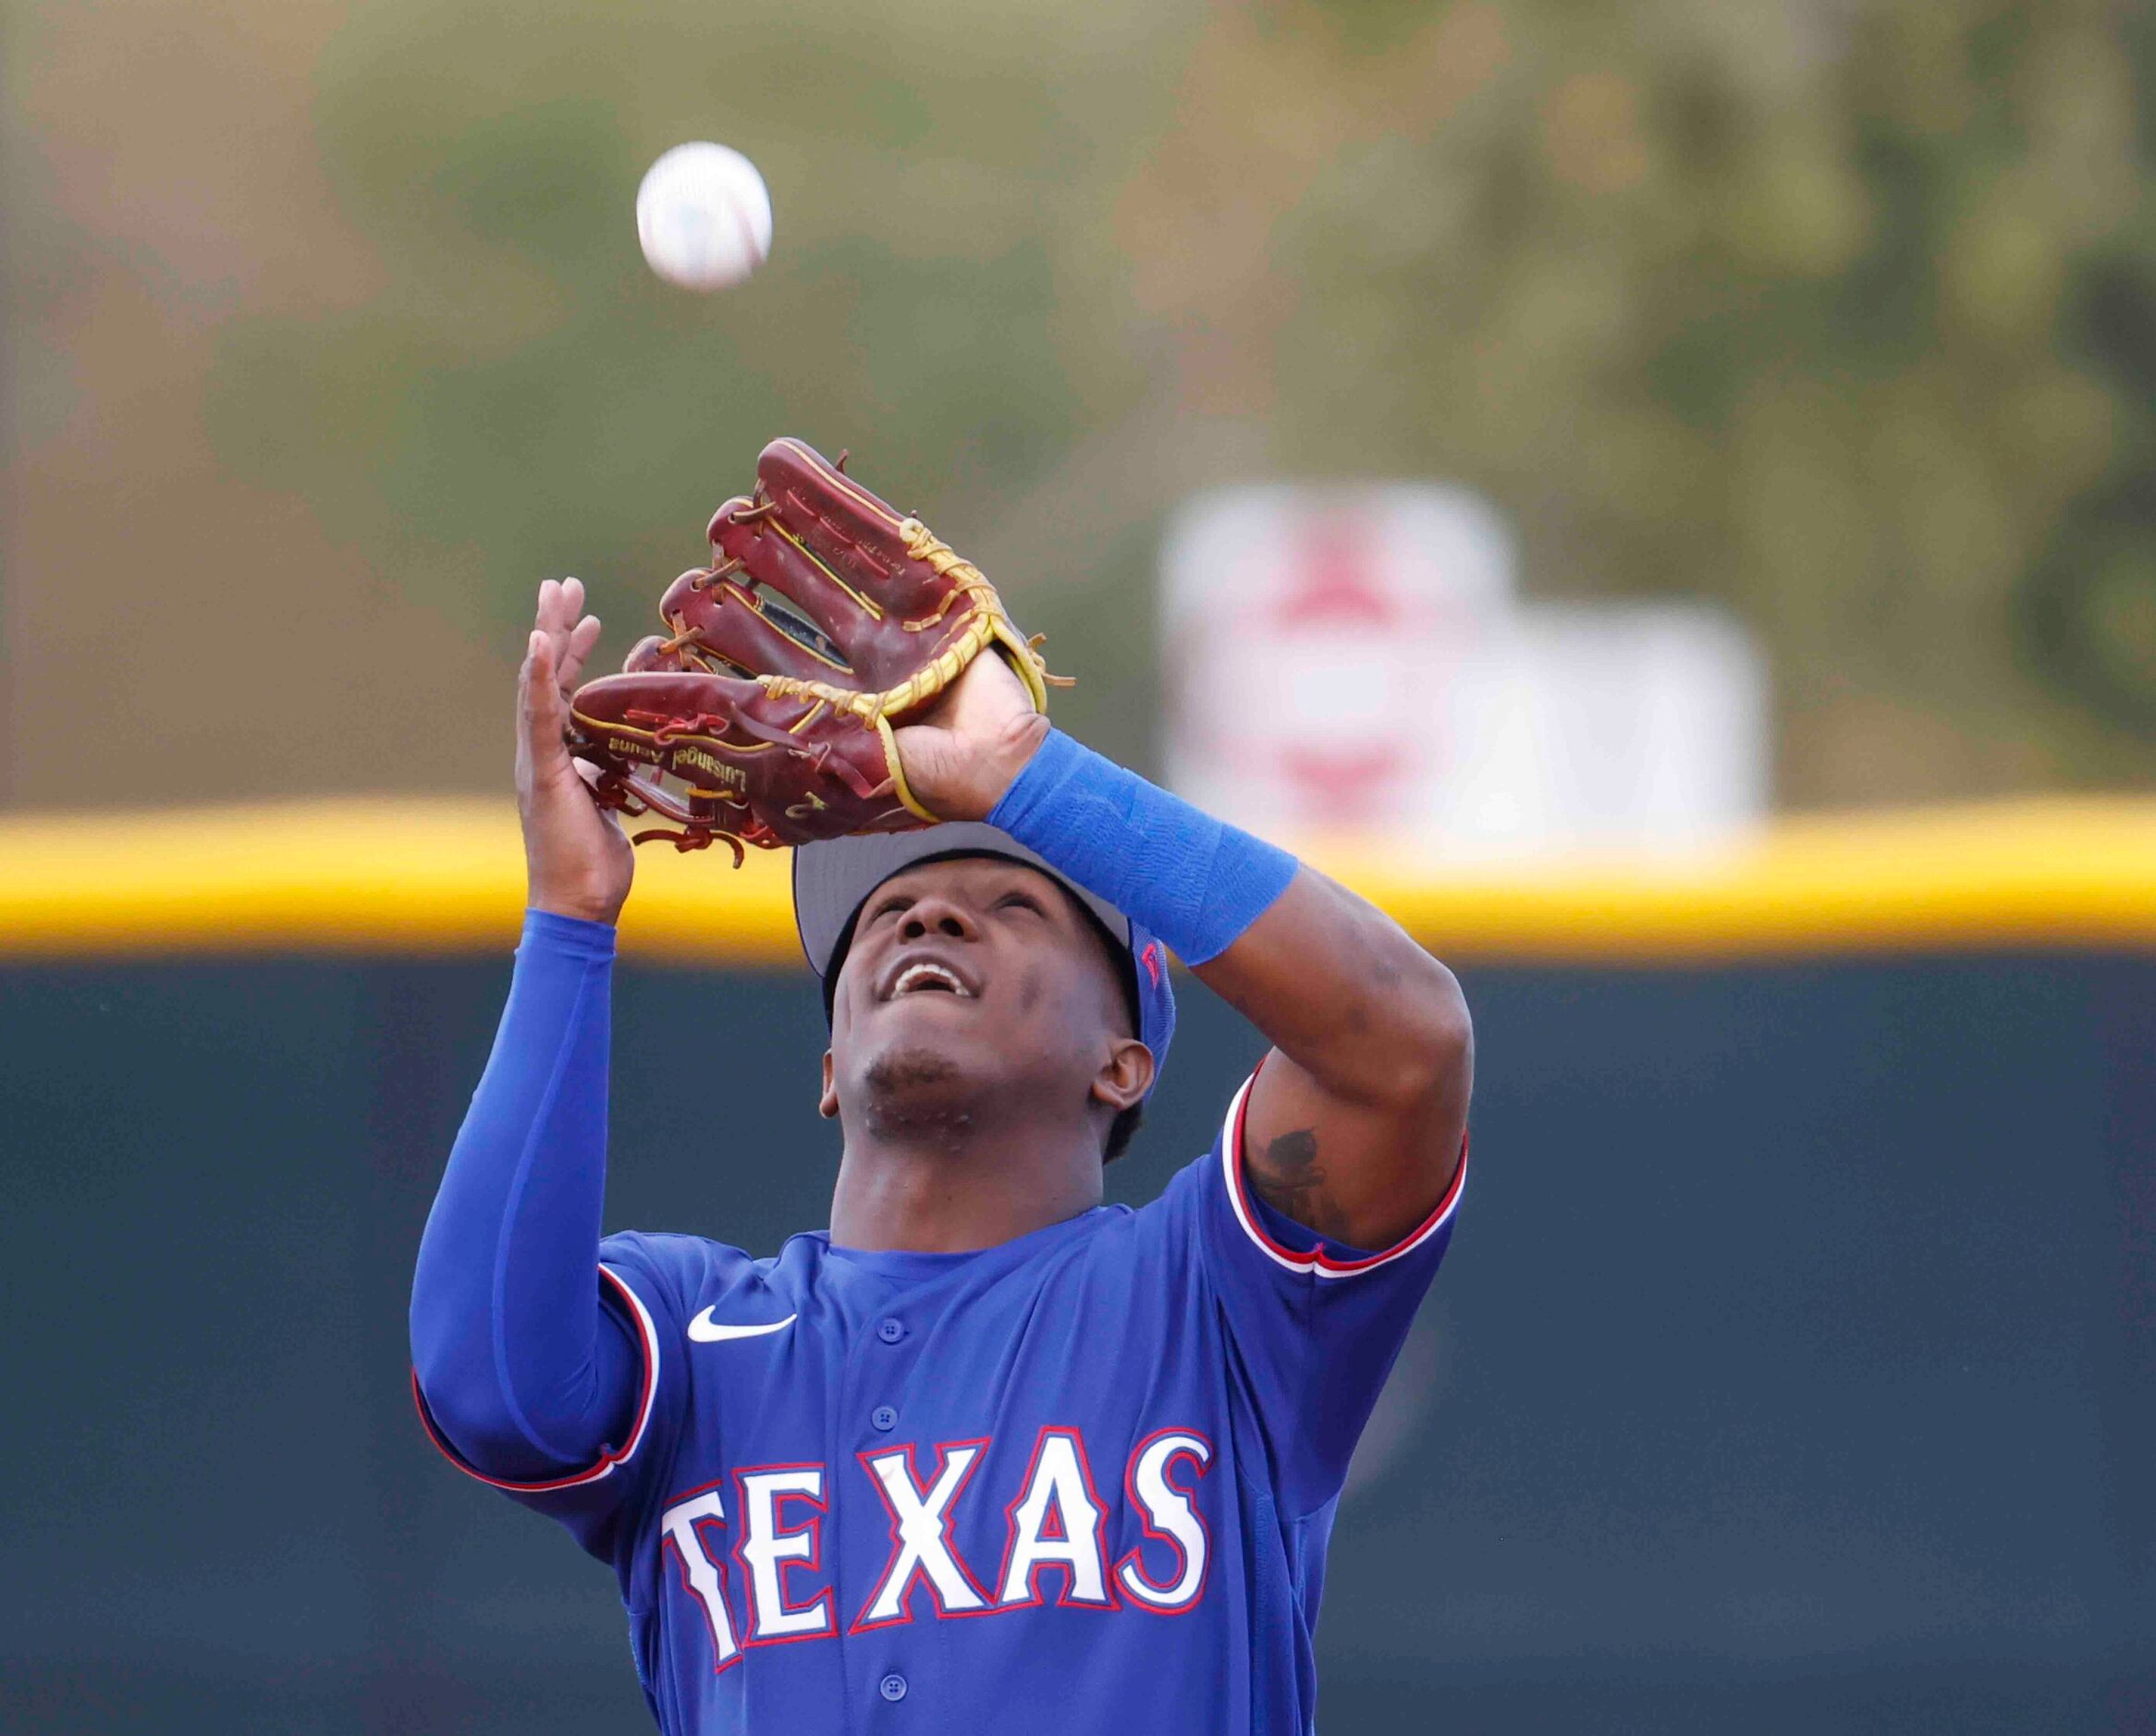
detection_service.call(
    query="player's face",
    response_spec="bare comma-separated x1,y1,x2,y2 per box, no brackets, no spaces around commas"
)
825,856,1136,1144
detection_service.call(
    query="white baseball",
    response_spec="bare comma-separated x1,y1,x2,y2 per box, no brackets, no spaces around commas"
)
635,142,773,291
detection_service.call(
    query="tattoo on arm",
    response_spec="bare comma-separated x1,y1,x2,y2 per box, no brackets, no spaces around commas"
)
1246,1128,1354,1243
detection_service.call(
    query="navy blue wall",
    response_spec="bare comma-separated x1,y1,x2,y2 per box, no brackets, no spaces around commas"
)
3,953,2150,1733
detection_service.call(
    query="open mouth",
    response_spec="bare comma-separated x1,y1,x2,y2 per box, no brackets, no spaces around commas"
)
889,960,974,1000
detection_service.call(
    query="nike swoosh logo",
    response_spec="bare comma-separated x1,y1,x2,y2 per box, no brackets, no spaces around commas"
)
687,1308,797,1343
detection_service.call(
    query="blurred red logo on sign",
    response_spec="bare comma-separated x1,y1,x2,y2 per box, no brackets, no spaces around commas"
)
1163,485,1513,839
1268,517,1414,824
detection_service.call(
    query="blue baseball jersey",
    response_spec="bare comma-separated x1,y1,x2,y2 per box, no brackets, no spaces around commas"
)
418,1077,1464,1733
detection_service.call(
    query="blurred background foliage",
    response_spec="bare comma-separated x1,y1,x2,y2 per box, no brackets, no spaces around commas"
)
6,0,2154,805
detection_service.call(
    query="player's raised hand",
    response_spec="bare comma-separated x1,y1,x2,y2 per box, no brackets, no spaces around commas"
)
890,645,1052,822
517,578,633,925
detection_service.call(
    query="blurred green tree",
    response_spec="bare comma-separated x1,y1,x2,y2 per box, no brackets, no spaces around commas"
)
207,0,2156,799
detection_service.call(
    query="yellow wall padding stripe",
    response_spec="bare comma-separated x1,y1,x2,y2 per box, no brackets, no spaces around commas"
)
0,795,2150,967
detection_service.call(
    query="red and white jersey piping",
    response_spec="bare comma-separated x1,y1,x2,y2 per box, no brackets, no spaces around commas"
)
411,1262,662,1493
1218,1071,1466,1279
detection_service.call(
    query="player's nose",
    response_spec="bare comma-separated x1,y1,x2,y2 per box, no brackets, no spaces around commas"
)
898,892,980,944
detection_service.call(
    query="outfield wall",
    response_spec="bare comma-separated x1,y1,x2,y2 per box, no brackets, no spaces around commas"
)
1,800,2150,1734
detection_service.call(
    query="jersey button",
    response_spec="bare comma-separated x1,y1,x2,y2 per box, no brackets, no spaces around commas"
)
871,1405,899,1432
879,1673,908,1703
876,1317,906,1344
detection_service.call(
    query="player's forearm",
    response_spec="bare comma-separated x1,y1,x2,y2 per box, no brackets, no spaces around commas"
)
409,910,638,1478
1194,871,1470,1112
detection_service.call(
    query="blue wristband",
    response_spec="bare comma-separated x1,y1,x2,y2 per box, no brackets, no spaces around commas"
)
986,728,1298,965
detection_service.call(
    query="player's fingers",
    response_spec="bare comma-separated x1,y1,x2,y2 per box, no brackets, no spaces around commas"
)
522,630,568,756
517,627,540,714
542,579,591,679
534,577,565,638
557,613,603,693
515,629,539,775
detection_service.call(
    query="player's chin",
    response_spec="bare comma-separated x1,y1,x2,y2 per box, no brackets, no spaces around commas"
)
855,1040,990,1131
861,1041,965,1094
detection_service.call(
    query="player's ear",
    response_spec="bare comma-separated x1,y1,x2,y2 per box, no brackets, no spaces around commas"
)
1090,1038,1153,1115
818,1049,839,1119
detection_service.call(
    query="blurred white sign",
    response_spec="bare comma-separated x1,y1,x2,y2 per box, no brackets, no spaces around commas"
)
1161,484,1766,858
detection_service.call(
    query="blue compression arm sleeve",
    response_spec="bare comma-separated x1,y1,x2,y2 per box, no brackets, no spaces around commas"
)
409,911,640,1481
987,727,1299,964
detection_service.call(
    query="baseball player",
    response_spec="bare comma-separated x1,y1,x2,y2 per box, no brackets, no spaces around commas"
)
410,453,1472,1733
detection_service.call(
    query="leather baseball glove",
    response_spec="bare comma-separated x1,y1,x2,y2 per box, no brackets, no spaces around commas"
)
568,437,1062,858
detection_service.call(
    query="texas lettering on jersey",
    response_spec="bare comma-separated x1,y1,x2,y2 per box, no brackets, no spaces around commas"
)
664,1424,1213,1669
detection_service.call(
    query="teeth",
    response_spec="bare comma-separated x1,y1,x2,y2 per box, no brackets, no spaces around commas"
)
894,962,970,998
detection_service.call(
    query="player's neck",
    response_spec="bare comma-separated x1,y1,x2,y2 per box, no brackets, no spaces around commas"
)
827,1121,1105,1253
